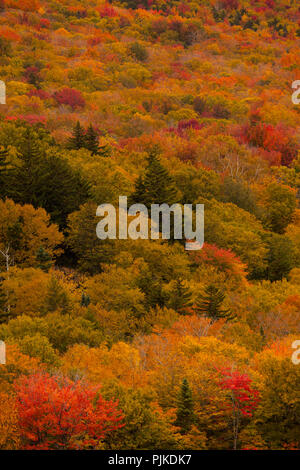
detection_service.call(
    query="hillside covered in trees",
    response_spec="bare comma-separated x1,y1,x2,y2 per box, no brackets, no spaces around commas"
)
0,0,299,450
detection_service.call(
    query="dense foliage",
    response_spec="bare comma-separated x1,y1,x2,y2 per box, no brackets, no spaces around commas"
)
0,0,299,450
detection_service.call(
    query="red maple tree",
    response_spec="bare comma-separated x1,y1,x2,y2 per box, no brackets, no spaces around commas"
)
219,368,260,450
14,372,124,450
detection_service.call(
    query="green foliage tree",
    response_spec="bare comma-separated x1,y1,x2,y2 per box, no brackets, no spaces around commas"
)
265,234,295,281
129,42,149,62
68,121,86,150
168,278,193,314
175,378,195,434
8,130,90,228
35,247,52,273
130,146,178,207
8,128,44,207
85,124,99,155
44,277,70,315
220,177,257,214
102,383,180,450
195,284,235,322
262,183,296,234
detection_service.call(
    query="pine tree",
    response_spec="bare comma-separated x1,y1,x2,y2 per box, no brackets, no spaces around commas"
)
195,284,235,322
129,146,178,207
175,378,195,434
36,247,52,273
68,121,85,150
168,278,193,315
84,124,99,155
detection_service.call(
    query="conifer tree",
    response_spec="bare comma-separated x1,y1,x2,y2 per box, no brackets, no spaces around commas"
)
130,146,178,207
195,284,235,322
168,278,193,314
44,277,70,315
8,128,44,207
36,247,52,273
175,378,195,434
81,292,91,307
129,175,146,205
68,121,85,150
85,124,99,155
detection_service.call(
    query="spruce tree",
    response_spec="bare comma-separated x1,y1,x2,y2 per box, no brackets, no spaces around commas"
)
175,378,195,434
38,154,91,228
8,128,44,207
85,124,99,155
130,146,178,207
68,121,85,150
36,247,52,273
129,175,146,206
195,284,235,322
168,278,193,314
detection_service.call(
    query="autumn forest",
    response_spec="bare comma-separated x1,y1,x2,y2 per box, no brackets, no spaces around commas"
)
0,0,299,451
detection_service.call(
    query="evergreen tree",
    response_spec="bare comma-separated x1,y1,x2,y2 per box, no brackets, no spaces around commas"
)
36,247,52,273
84,124,99,155
81,292,91,307
129,175,146,205
8,128,44,207
68,121,85,150
175,378,195,434
168,278,193,315
44,277,70,315
38,154,91,228
9,131,90,228
130,146,178,207
195,284,235,322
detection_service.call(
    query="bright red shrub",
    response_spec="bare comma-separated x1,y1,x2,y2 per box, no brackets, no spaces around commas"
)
53,88,85,110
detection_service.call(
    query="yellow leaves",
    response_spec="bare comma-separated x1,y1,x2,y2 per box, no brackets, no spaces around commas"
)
6,81,31,97
0,199,63,269
62,342,141,387
0,391,20,450
0,344,41,382
167,108,198,123
1,268,49,317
